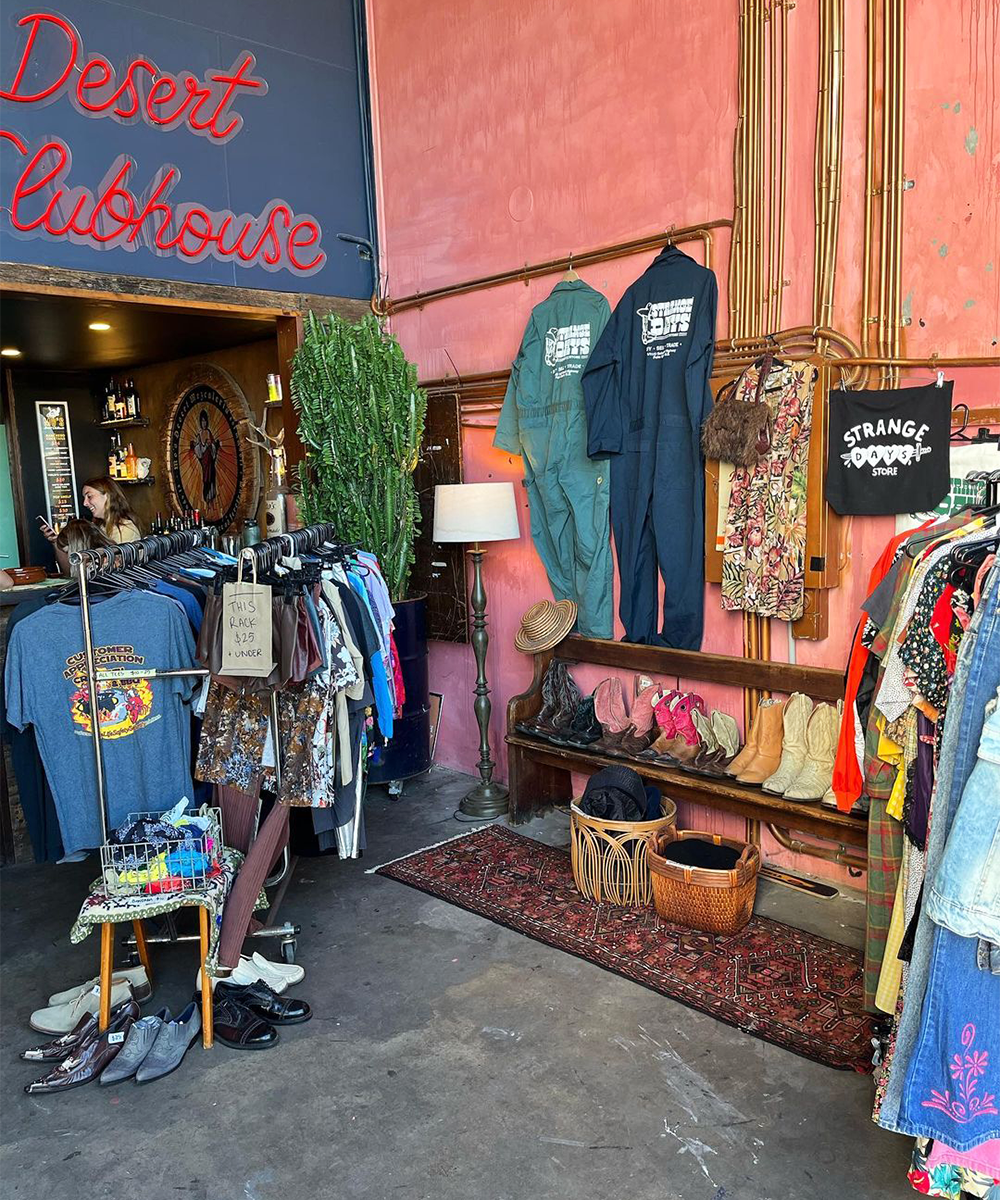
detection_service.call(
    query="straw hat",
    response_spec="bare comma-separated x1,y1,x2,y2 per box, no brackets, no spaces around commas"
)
514,599,578,653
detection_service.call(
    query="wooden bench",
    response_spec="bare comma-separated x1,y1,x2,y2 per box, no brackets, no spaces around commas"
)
505,635,866,865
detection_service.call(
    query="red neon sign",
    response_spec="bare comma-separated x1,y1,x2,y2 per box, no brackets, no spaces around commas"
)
0,11,327,277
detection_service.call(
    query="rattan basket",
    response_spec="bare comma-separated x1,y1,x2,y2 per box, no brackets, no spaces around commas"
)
646,828,760,935
570,797,678,907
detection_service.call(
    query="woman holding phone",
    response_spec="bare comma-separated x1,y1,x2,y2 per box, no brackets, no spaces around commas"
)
39,476,141,571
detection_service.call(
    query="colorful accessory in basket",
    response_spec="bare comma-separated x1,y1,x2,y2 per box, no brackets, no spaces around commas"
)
647,828,761,935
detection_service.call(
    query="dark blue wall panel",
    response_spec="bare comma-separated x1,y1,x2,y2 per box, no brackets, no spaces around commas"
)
0,0,374,298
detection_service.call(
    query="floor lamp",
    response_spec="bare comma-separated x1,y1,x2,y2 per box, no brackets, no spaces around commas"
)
433,482,520,818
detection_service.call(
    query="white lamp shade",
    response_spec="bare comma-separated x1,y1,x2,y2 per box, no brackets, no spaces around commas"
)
433,482,520,543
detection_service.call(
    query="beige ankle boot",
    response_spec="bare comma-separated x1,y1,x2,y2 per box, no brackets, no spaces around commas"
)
762,693,814,794
784,702,841,801
737,699,787,784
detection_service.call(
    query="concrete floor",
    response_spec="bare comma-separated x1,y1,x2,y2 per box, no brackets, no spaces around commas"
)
1,766,915,1200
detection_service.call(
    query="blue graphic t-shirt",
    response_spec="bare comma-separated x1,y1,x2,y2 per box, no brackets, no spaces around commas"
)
4,592,197,855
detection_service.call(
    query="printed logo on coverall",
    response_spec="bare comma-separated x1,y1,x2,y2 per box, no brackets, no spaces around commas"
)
544,324,591,378
839,417,933,477
636,298,694,359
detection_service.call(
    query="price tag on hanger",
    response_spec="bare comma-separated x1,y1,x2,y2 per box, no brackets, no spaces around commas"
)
220,552,274,677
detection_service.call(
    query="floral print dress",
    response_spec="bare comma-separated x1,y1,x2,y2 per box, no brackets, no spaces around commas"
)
721,360,815,620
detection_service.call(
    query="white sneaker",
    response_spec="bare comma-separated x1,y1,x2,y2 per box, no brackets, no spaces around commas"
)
30,980,135,1034
47,964,150,1007
251,951,304,987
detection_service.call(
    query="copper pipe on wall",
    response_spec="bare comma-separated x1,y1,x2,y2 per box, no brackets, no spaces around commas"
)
861,0,878,357
381,221,732,316
833,354,1000,368
775,0,789,329
824,0,844,329
891,0,906,386
730,3,747,335
749,0,765,337
767,0,778,334
814,0,830,324
876,0,893,381
767,824,867,872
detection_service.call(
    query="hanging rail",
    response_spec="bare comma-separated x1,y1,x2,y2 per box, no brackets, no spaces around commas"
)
376,219,733,317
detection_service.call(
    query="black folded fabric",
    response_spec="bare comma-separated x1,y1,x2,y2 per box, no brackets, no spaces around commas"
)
660,839,741,871
578,765,648,822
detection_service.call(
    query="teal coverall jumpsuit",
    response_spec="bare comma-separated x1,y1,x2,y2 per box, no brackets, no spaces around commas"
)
493,279,612,638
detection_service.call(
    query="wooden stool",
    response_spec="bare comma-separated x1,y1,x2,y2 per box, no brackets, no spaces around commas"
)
98,909,214,1049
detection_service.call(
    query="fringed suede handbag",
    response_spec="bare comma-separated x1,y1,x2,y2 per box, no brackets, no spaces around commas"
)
700,353,774,467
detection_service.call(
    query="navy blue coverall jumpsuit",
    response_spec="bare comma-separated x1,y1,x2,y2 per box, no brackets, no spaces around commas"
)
581,247,717,649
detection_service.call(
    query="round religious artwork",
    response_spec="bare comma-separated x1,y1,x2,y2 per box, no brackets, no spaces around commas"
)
163,365,260,531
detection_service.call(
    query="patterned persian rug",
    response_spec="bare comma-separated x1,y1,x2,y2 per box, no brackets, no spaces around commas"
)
374,825,874,1072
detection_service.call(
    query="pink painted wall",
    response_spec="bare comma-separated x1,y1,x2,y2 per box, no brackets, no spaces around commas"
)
367,0,999,879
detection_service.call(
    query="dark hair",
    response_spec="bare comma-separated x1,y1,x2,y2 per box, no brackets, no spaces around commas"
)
55,518,113,553
199,409,210,428
82,476,140,537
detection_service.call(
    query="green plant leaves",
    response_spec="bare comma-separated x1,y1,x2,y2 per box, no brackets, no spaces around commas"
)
290,311,428,601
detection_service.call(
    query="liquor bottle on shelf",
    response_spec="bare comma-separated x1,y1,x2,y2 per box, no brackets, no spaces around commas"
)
125,442,137,480
102,381,112,423
125,379,137,419
107,433,117,477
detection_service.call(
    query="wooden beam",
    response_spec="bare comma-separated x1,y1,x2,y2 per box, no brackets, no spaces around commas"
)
554,635,845,702
276,313,305,469
0,263,370,322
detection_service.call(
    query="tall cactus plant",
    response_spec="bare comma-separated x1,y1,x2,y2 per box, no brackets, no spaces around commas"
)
291,311,427,601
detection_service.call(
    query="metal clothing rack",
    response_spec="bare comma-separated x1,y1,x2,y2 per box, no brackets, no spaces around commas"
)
67,528,298,958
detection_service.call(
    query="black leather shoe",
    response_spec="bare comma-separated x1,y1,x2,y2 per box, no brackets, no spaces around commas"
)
215,979,311,1026
211,993,279,1050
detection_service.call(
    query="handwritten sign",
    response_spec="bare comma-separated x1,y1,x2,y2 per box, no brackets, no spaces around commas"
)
220,555,273,677
35,400,78,528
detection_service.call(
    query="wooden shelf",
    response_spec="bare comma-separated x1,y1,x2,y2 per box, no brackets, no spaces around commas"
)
506,732,867,848
99,417,149,429
506,633,863,861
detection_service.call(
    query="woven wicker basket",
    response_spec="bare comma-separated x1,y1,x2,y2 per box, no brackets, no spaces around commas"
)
646,828,760,935
570,797,678,907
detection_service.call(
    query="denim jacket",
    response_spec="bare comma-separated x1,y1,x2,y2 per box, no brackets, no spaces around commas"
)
926,686,1000,944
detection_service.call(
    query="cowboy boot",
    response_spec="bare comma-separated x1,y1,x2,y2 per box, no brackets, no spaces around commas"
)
592,678,630,753
517,660,562,735
687,708,727,774
546,667,584,742
784,701,841,801
762,693,814,794
726,699,771,777
712,712,741,767
736,699,787,784
563,695,602,747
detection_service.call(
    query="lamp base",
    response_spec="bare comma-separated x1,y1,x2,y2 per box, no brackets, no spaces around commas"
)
458,780,510,820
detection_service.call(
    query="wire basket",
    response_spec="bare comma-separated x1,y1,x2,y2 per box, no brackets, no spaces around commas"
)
100,807,225,898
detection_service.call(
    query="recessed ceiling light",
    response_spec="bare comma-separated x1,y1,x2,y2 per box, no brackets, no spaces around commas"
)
88,321,112,331
0,347,21,357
